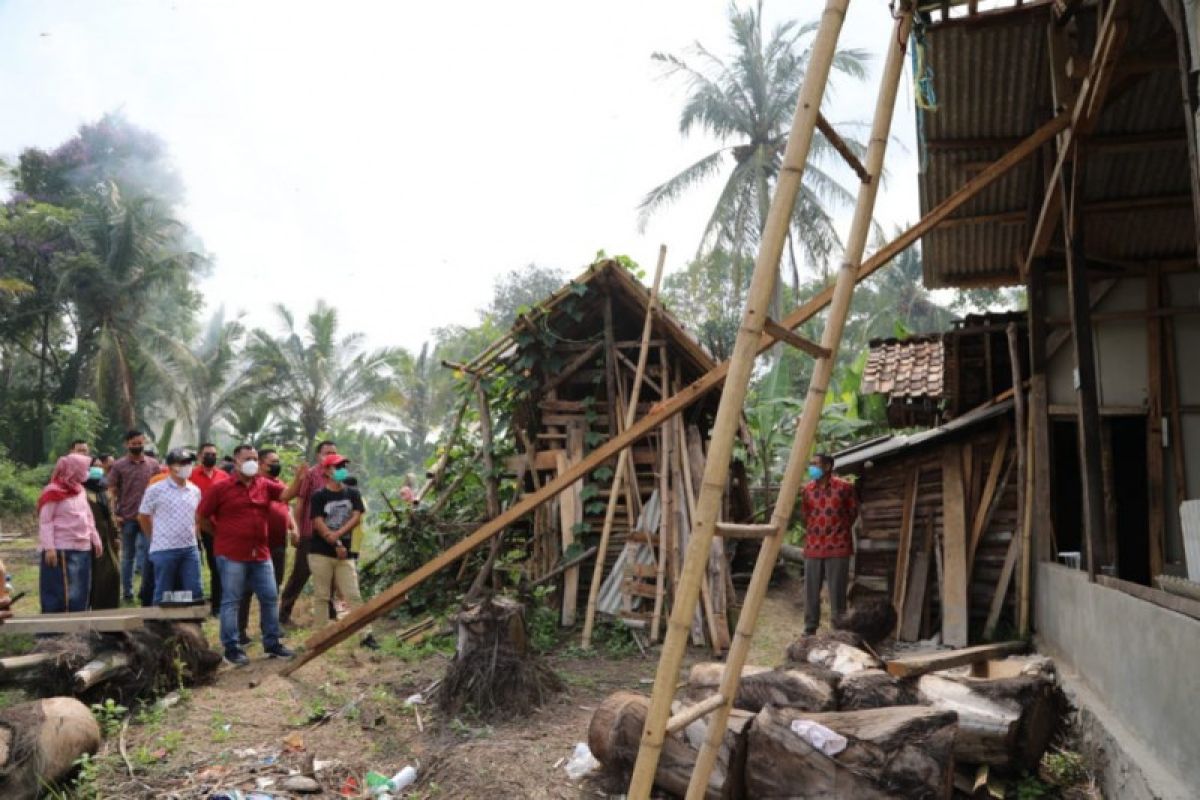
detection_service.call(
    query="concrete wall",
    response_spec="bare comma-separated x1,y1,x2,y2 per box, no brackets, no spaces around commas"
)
1035,563,1200,794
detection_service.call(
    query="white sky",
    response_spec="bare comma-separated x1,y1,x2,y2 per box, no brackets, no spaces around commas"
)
0,0,921,352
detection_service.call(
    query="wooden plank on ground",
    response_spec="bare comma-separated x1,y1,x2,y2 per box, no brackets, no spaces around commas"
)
885,641,1027,678
899,513,934,641
2,614,145,635
941,445,970,648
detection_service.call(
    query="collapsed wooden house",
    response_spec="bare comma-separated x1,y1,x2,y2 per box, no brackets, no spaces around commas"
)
452,259,752,652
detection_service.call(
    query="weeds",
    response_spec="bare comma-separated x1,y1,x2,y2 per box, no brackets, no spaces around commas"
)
90,698,128,737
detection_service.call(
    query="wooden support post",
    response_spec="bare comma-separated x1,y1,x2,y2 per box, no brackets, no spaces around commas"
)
279,80,1068,679
674,9,913,798
582,246,666,648
559,422,586,626
1019,421,1036,635
1027,259,1057,561
1061,152,1107,581
892,467,920,629
1164,290,1189,513
1146,266,1166,578
969,422,1011,569
1006,324,1029,603
941,444,969,648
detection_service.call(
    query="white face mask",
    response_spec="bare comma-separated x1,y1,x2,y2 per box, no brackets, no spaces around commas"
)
176,465,194,480
240,459,259,477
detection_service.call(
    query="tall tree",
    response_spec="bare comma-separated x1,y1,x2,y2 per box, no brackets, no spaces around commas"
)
171,309,257,446
638,1,869,309
249,302,404,456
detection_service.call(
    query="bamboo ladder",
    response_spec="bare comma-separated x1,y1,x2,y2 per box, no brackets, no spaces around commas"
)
625,4,914,797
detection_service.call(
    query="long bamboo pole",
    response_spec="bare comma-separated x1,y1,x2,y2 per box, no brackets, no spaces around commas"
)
682,7,913,797
581,246,667,648
625,3,853,794
278,95,1063,678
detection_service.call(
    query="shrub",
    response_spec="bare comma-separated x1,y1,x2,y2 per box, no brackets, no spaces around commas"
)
0,451,44,515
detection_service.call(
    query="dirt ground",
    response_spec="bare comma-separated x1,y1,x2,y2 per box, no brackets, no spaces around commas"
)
0,520,814,799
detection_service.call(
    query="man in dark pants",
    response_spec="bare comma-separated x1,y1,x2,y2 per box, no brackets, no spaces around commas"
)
278,440,338,625
191,443,230,616
108,430,161,603
237,448,295,643
800,452,859,635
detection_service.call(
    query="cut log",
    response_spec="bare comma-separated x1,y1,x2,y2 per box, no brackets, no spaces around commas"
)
687,662,838,713
837,669,919,711
918,672,1062,770
588,690,751,800
784,632,883,676
72,651,131,692
744,705,957,799
0,697,101,800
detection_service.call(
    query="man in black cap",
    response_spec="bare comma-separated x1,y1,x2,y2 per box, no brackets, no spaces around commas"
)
138,448,204,604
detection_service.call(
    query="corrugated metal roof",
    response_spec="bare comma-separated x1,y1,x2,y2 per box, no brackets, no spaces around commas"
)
916,2,1195,288
861,336,945,399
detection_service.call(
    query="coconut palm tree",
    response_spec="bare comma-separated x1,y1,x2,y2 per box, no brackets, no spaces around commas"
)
170,309,260,446
249,302,404,457
638,1,869,308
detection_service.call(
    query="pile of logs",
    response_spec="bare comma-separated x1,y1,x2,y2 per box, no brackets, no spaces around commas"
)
589,636,1063,798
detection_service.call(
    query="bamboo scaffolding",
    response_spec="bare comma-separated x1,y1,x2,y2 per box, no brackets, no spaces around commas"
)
677,8,913,797
627,2,860,795
581,247,666,648
278,48,1063,677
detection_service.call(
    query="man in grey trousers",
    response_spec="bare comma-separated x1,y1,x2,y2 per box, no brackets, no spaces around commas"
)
800,452,859,635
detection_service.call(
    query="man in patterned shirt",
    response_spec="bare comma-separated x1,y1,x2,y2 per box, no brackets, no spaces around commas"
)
138,448,203,604
800,452,859,635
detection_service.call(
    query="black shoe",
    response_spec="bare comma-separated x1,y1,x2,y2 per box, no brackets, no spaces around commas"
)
237,632,252,646
224,649,250,667
265,643,295,659
360,634,380,650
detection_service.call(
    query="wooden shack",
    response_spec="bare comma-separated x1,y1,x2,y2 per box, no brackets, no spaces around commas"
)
457,259,752,652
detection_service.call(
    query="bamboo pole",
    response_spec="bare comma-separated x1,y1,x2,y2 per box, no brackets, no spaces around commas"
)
626,3,855,795
650,346,672,642
415,378,478,503
681,8,912,797
581,246,667,649
279,92,1063,678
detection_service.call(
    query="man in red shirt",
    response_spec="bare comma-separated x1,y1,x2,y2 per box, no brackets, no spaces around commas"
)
198,444,302,665
278,440,338,625
799,452,859,635
192,443,229,617
237,448,296,644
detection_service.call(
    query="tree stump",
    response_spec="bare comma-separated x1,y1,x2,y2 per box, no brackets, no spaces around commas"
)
784,632,882,676
686,662,838,713
744,705,957,799
437,596,561,718
0,697,101,800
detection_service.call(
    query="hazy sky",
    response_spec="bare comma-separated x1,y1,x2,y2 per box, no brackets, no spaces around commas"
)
0,1,921,352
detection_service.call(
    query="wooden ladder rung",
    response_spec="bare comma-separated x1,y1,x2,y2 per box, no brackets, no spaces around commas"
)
763,317,831,359
621,581,659,599
666,693,727,733
715,522,779,539
627,531,659,545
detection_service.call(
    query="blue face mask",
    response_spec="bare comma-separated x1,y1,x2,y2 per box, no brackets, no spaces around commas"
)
807,465,824,481
88,466,104,481
333,467,350,483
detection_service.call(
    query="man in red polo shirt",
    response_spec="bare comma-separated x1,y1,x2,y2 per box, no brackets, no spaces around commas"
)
237,447,296,645
192,442,230,617
198,444,302,666
800,452,859,635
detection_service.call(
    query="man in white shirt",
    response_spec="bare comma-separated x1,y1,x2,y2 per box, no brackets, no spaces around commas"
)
138,448,203,604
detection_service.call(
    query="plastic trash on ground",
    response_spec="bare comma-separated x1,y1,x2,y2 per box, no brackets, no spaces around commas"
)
790,718,848,756
564,742,601,780
367,765,418,795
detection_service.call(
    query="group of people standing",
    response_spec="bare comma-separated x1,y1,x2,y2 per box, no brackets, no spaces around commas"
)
35,433,374,666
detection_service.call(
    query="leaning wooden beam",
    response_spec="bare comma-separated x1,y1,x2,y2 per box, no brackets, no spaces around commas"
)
892,467,920,631
677,9,914,798
762,317,830,359
885,641,1027,679
816,112,871,184
581,246,667,649
277,73,1065,680
968,422,1011,569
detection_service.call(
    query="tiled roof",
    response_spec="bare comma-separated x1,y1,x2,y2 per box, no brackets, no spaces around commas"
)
861,336,945,400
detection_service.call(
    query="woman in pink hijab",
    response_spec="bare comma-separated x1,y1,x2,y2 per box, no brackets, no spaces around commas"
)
38,454,103,613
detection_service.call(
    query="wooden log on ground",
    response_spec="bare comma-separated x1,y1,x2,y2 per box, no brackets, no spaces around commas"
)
784,632,883,676
837,669,919,711
687,662,837,713
744,705,957,799
72,651,131,692
917,672,1062,770
0,697,101,800
588,690,751,800
0,654,56,681
885,641,1027,678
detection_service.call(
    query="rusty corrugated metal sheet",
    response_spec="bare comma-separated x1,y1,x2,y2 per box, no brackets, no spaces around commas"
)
916,2,1195,288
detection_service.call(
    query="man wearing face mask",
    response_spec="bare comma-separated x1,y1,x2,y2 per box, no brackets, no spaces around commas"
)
236,448,296,644
799,452,859,636
192,443,230,617
85,458,122,610
309,455,376,648
198,445,302,665
108,430,161,603
138,449,204,605
278,440,339,626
